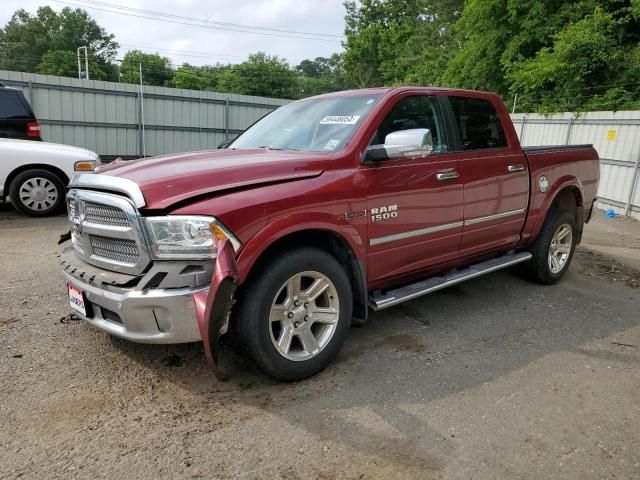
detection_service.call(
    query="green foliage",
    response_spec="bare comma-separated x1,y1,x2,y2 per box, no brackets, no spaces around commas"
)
443,0,640,112
120,50,173,86
218,52,299,97
342,0,463,87
36,49,104,80
5,3,640,110
0,6,118,80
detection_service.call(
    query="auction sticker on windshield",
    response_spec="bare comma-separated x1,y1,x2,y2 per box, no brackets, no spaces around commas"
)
320,115,360,125
68,283,86,316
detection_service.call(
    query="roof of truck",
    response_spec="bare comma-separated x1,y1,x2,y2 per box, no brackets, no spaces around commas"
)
304,86,500,101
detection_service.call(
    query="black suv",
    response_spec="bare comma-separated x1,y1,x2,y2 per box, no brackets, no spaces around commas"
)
0,83,41,140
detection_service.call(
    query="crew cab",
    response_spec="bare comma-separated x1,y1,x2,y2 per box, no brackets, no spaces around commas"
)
59,88,599,381
1,139,100,216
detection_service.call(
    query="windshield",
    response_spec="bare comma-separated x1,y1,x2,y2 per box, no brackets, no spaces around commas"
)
228,94,382,153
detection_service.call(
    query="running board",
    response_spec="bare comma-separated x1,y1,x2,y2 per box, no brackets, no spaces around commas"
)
369,251,532,311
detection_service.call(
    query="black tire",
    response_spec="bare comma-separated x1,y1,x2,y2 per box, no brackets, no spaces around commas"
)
236,248,353,381
525,209,577,284
9,169,66,217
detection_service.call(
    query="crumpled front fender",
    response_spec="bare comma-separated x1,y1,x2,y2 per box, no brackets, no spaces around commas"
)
193,238,238,380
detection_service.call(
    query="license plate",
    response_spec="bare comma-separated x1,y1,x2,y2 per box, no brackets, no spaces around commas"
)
67,283,87,316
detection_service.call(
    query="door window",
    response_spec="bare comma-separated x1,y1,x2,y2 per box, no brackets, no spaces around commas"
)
449,97,507,150
370,95,448,154
0,91,30,119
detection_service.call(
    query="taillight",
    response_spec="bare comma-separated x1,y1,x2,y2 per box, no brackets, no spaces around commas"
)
26,122,41,138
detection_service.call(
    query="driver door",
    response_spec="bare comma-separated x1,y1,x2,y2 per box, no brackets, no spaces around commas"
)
360,94,464,283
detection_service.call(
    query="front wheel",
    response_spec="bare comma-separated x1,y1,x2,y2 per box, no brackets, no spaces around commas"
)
9,169,66,217
236,248,352,381
525,209,577,284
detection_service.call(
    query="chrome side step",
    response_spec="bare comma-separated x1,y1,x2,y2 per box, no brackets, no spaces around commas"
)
369,251,532,311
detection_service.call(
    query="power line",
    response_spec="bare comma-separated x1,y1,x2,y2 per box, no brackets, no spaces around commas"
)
75,0,344,38
50,0,343,42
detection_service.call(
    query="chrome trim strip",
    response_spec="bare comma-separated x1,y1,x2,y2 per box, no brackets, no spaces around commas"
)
464,208,525,226
370,221,463,246
70,173,146,208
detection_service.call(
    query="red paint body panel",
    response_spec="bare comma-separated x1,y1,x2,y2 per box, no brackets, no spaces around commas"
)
194,238,238,379
99,149,328,210
100,86,599,299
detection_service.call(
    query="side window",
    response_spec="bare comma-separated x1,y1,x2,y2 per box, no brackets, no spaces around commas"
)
449,97,507,151
0,91,30,119
370,95,448,154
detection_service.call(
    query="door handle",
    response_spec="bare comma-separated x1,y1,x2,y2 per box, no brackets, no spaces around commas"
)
436,171,460,181
508,164,526,173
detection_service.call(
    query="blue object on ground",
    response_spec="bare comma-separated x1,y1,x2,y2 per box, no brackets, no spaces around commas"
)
605,208,617,218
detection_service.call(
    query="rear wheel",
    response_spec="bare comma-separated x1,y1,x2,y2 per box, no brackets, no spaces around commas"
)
9,169,66,217
525,209,577,284
236,248,352,381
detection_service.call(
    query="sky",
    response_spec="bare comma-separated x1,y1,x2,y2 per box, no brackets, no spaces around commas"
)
0,0,347,68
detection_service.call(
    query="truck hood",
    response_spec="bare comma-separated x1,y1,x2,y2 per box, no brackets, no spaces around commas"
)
96,149,326,210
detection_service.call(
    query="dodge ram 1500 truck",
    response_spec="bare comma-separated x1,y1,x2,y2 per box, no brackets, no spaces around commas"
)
59,87,599,381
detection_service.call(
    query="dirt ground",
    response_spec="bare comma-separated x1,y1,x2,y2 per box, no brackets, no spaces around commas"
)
1,206,639,480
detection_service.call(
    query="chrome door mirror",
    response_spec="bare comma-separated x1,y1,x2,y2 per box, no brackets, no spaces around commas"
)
384,128,433,159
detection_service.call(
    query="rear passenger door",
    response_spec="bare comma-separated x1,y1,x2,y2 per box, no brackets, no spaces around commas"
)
446,96,529,255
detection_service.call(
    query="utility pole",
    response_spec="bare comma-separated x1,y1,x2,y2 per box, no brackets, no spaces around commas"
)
76,46,89,80
512,93,518,114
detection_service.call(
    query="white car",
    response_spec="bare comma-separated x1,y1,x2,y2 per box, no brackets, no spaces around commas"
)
0,138,100,216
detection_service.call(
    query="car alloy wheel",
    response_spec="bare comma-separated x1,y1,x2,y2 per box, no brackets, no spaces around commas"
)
268,271,340,361
548,223,573,274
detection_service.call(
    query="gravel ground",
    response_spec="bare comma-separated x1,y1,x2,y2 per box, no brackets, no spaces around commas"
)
1,207,639,480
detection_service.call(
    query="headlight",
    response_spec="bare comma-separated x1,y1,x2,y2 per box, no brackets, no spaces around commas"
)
144,216,240,260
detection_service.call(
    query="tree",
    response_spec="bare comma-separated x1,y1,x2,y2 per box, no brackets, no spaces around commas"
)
171,65,206,90
120,50,173,86
217,52,298,98
296,54,346,96
0,6,118,80
342,0,462,88
444,0,640,112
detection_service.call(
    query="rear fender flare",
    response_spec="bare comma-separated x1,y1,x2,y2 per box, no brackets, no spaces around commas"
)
530,176,584,241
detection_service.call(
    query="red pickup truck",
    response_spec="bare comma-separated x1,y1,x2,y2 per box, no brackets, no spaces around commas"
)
60,87,599,381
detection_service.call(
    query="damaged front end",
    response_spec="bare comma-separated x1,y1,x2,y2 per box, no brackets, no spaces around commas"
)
60,239,239,379
60,176,241,379
193,238,239,380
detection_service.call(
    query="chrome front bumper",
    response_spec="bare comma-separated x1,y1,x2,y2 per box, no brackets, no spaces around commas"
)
63,269,206,343
60,247,209,344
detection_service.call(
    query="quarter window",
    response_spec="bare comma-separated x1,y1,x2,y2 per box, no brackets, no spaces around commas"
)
448,97,507,150
0,91,30,119
370,95,448,154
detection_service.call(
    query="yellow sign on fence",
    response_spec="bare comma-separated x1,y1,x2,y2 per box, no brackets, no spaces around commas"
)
607,130,617,141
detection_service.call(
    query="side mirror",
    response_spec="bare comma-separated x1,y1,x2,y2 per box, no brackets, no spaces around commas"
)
384,128,433,159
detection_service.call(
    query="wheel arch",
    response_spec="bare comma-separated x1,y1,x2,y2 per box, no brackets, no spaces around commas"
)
237,226,368,324
532,179,585,244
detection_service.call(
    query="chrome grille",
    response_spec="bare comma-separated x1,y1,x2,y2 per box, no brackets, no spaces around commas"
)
89,235,140,264
66,189,150,274
84,201,131,227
